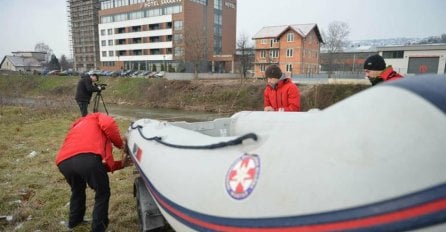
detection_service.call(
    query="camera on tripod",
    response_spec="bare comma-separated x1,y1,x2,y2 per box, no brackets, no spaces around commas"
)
94,83,108,91
93,83,109,114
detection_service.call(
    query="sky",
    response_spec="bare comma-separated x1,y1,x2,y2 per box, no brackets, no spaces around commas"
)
0,0,445,60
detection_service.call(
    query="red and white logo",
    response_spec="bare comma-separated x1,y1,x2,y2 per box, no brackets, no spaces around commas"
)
225,154,260,200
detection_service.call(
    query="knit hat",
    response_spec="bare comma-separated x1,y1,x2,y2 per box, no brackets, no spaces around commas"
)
265,64,282,79
364,54,386,71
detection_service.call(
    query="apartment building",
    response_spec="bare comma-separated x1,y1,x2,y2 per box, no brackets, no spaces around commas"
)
97,0,236,73
252,24,323,78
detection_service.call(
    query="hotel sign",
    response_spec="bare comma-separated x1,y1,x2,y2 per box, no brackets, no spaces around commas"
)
143,0,182,8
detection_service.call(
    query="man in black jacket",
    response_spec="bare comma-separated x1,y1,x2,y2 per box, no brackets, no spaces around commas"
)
75,73,102,117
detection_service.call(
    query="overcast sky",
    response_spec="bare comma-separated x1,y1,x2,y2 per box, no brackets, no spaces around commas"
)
1,0,445,59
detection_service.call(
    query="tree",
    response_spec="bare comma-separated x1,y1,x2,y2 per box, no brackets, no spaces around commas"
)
47,54,61,71
184,25,208,79
59,55,70,70
322,21,350,77
237,33,254,80
34,42,53,62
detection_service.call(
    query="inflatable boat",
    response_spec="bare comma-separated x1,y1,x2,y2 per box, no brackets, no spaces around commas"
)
126,76,446,231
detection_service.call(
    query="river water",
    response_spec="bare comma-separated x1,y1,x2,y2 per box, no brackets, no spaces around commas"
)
1,97,232,122
104,103,232,122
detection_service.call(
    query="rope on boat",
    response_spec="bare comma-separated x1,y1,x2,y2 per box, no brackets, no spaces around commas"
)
130,123,257,150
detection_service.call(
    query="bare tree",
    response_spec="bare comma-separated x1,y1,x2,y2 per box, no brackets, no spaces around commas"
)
184,25,208,79
322,21,350,77
34,42,53,62
237,33,254,80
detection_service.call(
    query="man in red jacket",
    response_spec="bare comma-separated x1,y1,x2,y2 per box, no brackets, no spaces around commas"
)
56,113,130,232
363,54,403,86
263,64,300,112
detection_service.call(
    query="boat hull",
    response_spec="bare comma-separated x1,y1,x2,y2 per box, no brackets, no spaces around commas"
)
127,76,446,231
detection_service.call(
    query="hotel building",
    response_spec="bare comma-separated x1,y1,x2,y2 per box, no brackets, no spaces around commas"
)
97,0,237,73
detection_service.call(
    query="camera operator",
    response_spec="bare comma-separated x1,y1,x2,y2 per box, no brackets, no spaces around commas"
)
75,73,104,117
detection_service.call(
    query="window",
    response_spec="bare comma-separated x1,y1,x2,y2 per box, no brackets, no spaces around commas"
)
165,5,182,14
174,47,184,57
147,8,162,17
129,11,144,20
287,33,294,42
190,0,207,5
270,39,278,47
101,40,106,46
173,34,183,43
382,51,404,59
108,40,113,46
270,50,279,58
101,1,112,10
286,64,293,72
114,13,128,22
286,48,293,57
149,24,160,30
261,39,267,44
107,29,113,35
102,51,107,57
260,50,266,58
115,0,129,7
132,26,142,32
101,16,113,23
214,0,222,9
117,28,125,34
130,0,145,4
260,64,266,72
214,14,222,25
101,29,106,36
174,21,183,31
133,50,142,55
108,51,114,57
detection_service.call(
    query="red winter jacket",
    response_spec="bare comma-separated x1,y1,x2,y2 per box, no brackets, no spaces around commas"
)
264,78,300,111
380,66,403,81
56,113,124,172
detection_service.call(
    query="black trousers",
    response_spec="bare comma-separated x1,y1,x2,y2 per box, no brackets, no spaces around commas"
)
58,154,110,232
77,101,89,117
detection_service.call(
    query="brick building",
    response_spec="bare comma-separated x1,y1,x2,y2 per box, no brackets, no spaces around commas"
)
252,24,323,78
97,0,237,73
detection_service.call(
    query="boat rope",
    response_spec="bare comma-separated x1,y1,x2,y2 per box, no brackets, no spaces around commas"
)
130,123,257,149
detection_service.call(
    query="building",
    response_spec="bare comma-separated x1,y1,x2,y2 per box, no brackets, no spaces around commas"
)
252,24,323,78
67,0,101,72
0,51,46,72
97,0,237,73
320,46,378,73
377,43,446,75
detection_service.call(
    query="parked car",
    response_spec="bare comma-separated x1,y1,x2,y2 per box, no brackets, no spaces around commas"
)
155,71,165,78
147,72,157,78
47,70,60,75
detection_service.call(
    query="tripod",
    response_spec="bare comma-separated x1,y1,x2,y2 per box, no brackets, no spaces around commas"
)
93,91,109,115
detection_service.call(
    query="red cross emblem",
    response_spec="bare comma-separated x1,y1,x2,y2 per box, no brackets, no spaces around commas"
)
225,154,260,200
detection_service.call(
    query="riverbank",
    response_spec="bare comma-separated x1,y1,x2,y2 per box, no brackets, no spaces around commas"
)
0,74,370,114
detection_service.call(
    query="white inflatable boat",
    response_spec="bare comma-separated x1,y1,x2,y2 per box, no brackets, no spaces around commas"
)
126,76,446,231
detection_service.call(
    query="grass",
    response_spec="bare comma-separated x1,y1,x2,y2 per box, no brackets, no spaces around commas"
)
0,106,140,231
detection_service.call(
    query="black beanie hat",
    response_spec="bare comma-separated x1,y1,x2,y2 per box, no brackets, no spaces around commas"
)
364,54,386,71
265,64,282,78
